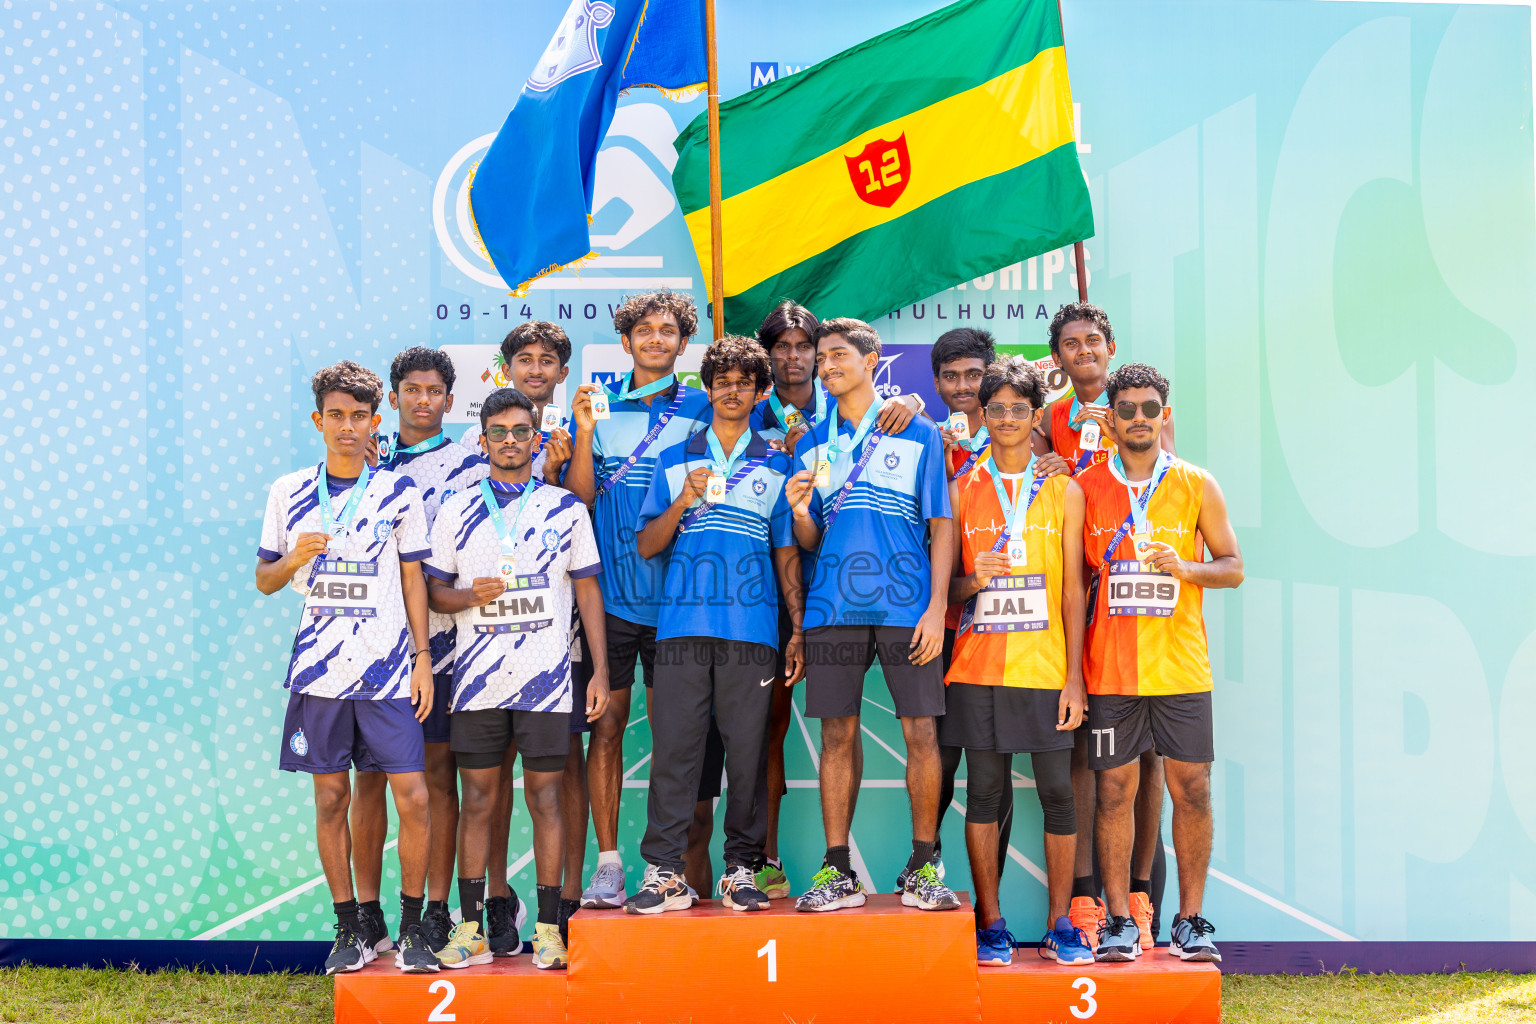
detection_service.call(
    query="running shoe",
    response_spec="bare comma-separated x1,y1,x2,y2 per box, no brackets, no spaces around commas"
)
393,922,440,974
1068,896,1107,953
1039,916,1095,966
1130,891,1155,951
422,902,454,955
755,859,791,900
1169,914,1221,962
357,902,394,955
580,861,627,909
623,865,695,915
894,857,947,894
530,922,568,970
901,862,961,911
976,919,1015,966
719,865,770,912
436,921,493,969
324,924,373,975
795,865,867,912
1095,915,1141,962
486,892,527,957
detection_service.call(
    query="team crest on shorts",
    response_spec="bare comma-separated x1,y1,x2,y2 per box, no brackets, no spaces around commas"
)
374,520,392,542
542,528,561,552
884,451,901,470
289,729,309,757
752,478,768,496
441,489,456,505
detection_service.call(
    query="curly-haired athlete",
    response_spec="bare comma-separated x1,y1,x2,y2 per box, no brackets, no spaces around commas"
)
562,291,716,911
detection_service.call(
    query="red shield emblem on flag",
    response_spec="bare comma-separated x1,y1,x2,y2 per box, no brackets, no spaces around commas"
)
844,134,910,209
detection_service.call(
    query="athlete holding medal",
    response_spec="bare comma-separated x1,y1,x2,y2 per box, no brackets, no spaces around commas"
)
255,361,437,975
425,388,609,971
1065,363,1243,963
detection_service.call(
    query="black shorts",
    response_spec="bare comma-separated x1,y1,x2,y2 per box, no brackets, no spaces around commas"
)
938,682,1074,755
450,707,569,772
569,621,594,735
1083,692,1214,770
607,613,656,690
803,624,945,719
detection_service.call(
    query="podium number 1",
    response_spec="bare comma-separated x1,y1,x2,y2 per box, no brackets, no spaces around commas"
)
757,939,777,982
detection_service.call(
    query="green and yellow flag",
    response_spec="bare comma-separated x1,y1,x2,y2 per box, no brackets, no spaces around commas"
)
673,0,1093,333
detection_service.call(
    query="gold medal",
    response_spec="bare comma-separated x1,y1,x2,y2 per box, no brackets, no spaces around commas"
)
812,459,831,487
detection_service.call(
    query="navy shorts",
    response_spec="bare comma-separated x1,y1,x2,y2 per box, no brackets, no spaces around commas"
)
423,672,453,745
279,692,426,775
570,625,594,735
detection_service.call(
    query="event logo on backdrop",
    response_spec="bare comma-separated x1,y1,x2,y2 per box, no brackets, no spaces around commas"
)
2,0,1533,951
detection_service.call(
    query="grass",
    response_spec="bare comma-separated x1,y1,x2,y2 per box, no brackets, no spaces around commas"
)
1,966,1534,1023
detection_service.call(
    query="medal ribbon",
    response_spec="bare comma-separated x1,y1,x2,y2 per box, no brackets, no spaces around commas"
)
679,456,769,530
825,397,884,463
317,463,372,540
480,479,540,554
987,460,1045,556
1114,451,1172,537
705,426,752,478
611,371,677,402
769,380,828,429
595,392,687,497
390,431,444,457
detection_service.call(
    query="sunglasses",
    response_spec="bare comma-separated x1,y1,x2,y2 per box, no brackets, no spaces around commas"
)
983,402,1035,420
1115,400,1165,421
485,424,536,443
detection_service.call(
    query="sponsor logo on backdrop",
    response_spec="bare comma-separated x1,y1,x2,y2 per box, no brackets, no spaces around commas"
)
440,344,569,426
749,61,809,89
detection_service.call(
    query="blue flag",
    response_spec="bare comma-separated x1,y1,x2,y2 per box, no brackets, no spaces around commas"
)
470,0,707,295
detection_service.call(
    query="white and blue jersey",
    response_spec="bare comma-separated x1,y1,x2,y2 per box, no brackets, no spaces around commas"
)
583,381,712,627
258,464,431,700
425,481,601,714
637,429,795,648
381,437,489,677
793,404,951,630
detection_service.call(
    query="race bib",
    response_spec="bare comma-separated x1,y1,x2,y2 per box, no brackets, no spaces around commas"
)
972,573,1049,633
304,559,379,618
473,574,554,634
1105,560,1181,618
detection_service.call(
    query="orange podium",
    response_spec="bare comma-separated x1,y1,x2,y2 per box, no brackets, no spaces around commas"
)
568,892,979,1024
334,955,565,1024
978,954,1221,1024
334,895,1221,1024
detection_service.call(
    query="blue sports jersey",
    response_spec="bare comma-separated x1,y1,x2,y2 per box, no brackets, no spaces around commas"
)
583,381,712,627
793,400,951,630
637,428,794,647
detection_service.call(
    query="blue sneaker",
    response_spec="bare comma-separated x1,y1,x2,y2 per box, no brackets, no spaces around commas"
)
1039,916,1095,966
580,861,627,909
1096,914,1142,962
976,919,1015,966
1169,914,1221,962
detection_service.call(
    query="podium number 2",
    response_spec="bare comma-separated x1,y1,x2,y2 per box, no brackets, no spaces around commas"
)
427,979,456,1021
1070,976,1097,1019
757,939,777,982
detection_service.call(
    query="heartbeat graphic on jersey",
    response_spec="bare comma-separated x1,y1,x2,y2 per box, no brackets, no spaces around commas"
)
964,518,1058,540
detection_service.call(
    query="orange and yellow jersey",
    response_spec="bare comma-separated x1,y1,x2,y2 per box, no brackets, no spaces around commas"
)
1048,395,1115,472
945,463,1071,690
1078,456,1211,696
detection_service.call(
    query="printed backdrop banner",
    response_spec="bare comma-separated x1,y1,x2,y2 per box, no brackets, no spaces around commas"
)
1,0,1533,951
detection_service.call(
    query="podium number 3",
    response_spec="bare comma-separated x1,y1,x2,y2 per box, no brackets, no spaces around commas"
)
427,979,456,1022
1070,976,1097,1019
757,939,777,982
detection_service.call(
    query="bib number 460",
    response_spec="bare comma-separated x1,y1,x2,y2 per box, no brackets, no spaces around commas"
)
311,580,368,601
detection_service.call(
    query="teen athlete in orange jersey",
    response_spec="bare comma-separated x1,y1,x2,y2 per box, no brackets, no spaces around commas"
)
1064,362,1243,964
1033,303,1174,952
944,357,1090,968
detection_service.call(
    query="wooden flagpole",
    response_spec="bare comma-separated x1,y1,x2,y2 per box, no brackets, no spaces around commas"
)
704,0,726,339
1057,0,1088,302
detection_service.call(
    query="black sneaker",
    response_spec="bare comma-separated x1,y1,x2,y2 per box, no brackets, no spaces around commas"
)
358,902,394,955
422,902,454,955
893,857,946,894
486,893,528,957
901,862,961,911
393,922,440,974
718,864,770,912
558,897,580,946
622,866,695,915
1096,915,1141,962
324,924,373,975
1169,914,1221,962
795,865,867,912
